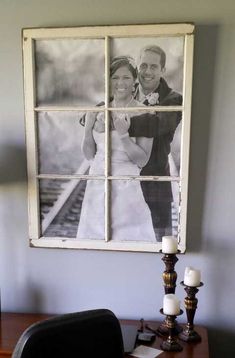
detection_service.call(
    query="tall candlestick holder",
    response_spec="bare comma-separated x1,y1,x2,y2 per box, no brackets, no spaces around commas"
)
160,308,183,352
156,250,182,336
161,250,180,293
179,281,203,342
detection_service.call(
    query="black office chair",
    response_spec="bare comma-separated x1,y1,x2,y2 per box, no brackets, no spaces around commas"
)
12,309,124,358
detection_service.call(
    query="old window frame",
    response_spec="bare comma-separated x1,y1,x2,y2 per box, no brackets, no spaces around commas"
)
22,23,194,252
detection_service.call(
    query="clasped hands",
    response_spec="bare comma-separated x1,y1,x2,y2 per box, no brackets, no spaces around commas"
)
85,111,130,136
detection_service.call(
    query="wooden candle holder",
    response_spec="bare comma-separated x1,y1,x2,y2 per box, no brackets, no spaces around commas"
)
160,308,183,352
161,251,180,293
179,281,204,342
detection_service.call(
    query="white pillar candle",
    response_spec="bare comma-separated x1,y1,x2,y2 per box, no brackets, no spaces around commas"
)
162,236,178,254
184,267,201,287
163,294,180,315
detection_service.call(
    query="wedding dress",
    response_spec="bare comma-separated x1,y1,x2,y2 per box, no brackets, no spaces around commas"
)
76,124,156,242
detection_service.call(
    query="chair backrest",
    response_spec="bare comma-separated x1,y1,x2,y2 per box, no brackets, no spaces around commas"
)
12,309,124,358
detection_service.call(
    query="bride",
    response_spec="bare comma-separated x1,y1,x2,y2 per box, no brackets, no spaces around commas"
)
76,56,156,242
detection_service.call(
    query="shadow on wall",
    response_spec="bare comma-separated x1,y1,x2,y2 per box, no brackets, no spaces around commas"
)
186,24,220,253
208,327,235,358
14,281,47,313
0,144,27,184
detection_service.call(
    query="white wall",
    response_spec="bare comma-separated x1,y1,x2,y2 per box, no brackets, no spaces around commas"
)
1,1,235,356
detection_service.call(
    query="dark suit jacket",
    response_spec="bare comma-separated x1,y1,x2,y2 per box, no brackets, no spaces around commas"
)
129,78,182,202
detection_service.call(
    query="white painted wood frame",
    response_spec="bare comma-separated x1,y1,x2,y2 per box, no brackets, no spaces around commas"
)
22,23,194,252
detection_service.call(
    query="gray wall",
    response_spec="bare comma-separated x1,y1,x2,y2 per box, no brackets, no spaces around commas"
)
1,0,235,356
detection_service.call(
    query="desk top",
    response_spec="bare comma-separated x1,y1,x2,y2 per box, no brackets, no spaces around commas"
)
0,313,209,357
123,319,209,358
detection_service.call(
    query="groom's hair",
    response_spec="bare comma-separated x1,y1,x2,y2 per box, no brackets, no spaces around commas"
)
138,45,166,69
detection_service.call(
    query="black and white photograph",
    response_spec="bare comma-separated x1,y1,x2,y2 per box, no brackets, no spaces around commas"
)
23,24,194,251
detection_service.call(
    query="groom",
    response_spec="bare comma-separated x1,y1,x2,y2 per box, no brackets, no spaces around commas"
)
128,45,182,240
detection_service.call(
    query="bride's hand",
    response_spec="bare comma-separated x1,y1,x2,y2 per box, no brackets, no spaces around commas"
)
112,112,130,135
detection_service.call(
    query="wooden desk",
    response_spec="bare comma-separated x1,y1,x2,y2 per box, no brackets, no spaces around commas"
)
123,319,209,358
0,313,53,357
0,313,209,357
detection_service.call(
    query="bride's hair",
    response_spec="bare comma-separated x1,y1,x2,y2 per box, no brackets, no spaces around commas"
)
110,56,138,80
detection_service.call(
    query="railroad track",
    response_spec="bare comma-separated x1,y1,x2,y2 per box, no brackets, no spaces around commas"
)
40,160,90,238
40,179,87,238
40,180,178,240
39,159,179,240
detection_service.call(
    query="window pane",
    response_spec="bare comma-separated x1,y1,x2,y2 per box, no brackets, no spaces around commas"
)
140,180,180,241
110,36,184,103
110,179,179,242
128,110,182,177
37,111,105,175
109,110,182,177
110,179,156,242
40,178,86,238
40,178,105,239
35,39,105,107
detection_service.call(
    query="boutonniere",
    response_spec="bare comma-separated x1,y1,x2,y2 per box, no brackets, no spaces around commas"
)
146,92,159,105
